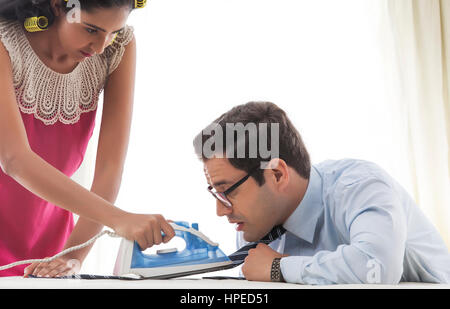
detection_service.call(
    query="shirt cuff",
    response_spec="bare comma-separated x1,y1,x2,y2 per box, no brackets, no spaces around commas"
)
280,256,308,284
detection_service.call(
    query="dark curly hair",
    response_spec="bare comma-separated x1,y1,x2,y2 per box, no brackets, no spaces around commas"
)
0,0,137,27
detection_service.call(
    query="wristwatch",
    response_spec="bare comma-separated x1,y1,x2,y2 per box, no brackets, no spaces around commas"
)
270,257,285,282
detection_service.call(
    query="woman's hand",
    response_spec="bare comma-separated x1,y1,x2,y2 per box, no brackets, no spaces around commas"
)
22,214,176,277
111,213,176,250
23,257,81,278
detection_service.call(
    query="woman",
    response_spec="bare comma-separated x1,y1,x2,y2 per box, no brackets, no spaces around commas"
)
0,0,175,277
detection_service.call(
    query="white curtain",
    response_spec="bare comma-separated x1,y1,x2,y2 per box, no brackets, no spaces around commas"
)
381,0,450,247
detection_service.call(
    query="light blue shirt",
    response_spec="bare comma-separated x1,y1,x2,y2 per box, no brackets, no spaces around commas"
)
237,159,450,284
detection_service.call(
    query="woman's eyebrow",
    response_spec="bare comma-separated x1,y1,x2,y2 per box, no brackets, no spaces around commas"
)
82,22,124,33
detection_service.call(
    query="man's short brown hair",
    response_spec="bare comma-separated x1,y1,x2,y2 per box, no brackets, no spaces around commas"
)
193,101,311,185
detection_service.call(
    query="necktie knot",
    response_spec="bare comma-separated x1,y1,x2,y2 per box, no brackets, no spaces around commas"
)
228,225,286,265
260,225,286,243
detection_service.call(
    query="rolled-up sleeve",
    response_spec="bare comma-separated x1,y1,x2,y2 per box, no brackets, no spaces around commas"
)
280,178,407,284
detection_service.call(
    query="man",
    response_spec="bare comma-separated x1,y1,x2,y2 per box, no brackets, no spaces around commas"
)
193,101,450,284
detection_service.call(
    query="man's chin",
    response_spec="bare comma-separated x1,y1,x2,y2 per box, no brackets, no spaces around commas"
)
242,225,276,242
242,230,262,243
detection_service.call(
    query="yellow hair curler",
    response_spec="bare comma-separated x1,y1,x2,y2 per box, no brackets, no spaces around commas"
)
134,0,147,9
24,16,49,32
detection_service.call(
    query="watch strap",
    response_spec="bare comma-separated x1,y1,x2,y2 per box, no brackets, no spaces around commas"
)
270,257,284,282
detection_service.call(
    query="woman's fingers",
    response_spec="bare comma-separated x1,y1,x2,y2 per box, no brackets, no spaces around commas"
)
161,220,175,243
113,213,178,250
31,260,49,277
23,262,39,277
27,258,81,278
46,262,70,278
33,259,62,277
152,216,163,246
51,259,81,277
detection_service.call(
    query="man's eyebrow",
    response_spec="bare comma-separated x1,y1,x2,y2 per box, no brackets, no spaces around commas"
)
82,22,124,33
212,180,232,187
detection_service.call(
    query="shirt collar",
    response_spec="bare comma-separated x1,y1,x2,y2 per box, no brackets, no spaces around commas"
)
282,165,324,244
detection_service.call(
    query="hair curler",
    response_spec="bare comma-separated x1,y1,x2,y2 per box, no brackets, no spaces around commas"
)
134,0,147,9
24,16,49,32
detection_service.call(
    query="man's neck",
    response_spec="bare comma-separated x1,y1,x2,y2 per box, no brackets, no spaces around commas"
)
279,169,309,224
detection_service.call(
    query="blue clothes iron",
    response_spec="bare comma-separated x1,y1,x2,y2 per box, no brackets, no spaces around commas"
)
113,221,234,279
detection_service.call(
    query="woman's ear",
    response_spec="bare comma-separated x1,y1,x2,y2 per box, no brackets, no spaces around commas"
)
50,0,63,17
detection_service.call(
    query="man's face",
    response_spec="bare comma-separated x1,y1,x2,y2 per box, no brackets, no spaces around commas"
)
203,158,279,242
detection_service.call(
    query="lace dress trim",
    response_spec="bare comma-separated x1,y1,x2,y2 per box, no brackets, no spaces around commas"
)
0,18,134,125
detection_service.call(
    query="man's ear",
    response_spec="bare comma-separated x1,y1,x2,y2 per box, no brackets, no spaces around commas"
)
265,158,289,191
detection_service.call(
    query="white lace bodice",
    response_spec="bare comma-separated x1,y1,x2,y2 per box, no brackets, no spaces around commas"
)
0,18,134,125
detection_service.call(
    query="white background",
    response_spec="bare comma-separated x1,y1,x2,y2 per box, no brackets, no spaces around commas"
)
72,0,412,276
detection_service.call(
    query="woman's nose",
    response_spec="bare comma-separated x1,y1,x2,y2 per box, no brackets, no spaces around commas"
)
91,36,114,55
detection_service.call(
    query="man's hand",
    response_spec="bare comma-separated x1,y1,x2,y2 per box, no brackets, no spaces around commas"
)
241,243,287,282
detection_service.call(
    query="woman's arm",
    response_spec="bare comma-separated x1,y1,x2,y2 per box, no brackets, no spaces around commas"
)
0,40,175,253
24,168,128,277
26,36,141,277
62,33,138,256
59,171,125,266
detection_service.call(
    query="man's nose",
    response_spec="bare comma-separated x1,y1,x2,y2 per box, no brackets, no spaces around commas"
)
216,200,232,217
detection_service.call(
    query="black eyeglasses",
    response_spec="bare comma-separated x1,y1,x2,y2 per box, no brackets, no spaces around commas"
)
207,166,259,208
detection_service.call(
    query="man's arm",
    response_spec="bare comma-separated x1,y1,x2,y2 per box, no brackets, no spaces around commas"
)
280,179,407,284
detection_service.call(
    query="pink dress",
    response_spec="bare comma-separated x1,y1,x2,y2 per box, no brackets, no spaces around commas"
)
0,18,134,276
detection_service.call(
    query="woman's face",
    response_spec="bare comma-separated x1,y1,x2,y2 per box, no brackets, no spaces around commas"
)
53,2,131,62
